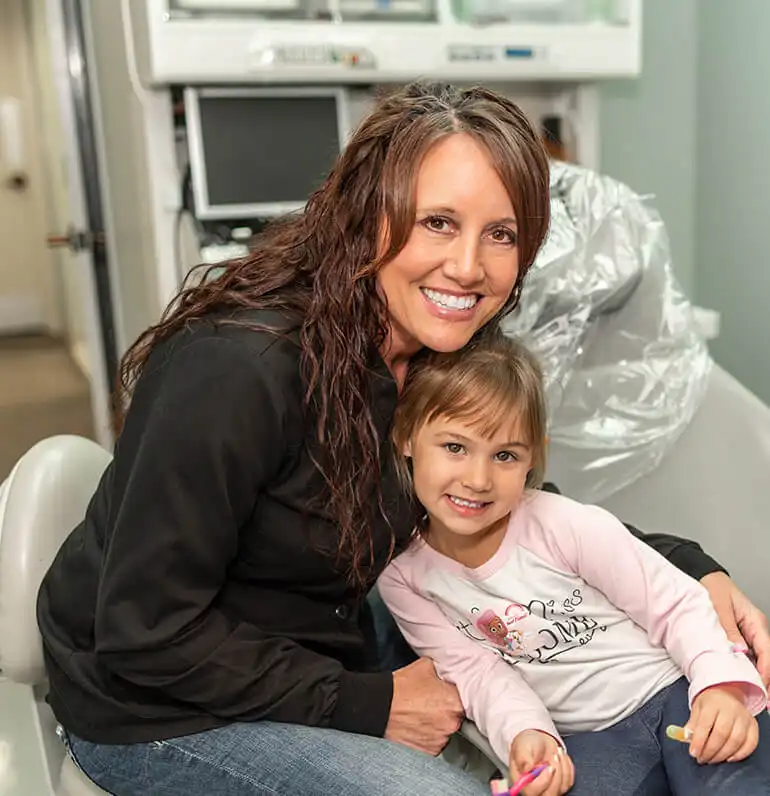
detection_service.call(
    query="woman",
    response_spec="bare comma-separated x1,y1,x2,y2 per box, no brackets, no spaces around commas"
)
37,81,769,796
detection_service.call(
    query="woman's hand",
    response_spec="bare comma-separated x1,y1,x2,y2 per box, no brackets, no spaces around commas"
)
509,729,574,796
688,684,759,764
384,657,464,755
701,572,770,687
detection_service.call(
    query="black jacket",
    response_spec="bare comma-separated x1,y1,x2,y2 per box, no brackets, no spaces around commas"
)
36,311,725,745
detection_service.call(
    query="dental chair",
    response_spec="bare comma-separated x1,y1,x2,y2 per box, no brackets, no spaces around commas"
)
599,363,770,618
0,435,112,795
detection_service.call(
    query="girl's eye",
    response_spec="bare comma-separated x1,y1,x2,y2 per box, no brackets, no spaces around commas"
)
444,442,465,454
488,227,517,245
495,450,519,463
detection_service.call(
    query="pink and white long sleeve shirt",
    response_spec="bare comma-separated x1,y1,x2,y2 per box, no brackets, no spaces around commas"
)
377,491,767,763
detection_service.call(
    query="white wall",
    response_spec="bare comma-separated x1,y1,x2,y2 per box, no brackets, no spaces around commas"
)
599,0,698,298
0,0,63,335
601,0,770,405
694,0,770,405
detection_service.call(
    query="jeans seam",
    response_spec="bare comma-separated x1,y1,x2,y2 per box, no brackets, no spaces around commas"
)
648,679,682,753
160,738,280,794
643,715,661,751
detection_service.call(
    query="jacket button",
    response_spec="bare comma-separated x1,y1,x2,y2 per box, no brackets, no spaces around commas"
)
335,605,349,620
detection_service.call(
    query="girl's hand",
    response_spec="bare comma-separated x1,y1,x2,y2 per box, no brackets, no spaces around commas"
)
509,729,574,795
688,684,759,764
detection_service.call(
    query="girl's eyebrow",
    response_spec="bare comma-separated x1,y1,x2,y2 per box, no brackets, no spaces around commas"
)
433,430,529,448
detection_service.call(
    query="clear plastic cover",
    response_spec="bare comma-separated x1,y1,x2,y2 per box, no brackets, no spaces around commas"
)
501,160,712,502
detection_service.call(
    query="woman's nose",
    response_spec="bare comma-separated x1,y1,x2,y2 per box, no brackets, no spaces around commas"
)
444,235,483,287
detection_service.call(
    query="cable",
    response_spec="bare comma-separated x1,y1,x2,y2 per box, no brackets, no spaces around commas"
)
173,163,199,284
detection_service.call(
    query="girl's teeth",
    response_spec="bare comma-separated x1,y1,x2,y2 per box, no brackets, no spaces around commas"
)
450,496,485,509
423,288,478,310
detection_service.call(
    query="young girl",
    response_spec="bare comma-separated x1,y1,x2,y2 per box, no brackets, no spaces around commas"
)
377,330,770,796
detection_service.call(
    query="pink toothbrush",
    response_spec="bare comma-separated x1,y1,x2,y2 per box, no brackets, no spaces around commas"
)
490,764,550,796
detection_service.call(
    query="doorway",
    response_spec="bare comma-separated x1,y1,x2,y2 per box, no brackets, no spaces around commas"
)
0,0,115,478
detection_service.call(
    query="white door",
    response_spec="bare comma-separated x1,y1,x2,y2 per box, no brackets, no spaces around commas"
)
32,0,114,448
0,0,62,334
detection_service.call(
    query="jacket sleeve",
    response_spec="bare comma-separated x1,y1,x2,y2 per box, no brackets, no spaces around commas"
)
94,335,392,737
540,482,727,581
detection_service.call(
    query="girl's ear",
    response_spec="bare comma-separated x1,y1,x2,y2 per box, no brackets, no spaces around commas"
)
403,439,413,457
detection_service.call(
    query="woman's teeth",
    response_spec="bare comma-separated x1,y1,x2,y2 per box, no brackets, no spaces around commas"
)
449,496,487,509
422,288,478,310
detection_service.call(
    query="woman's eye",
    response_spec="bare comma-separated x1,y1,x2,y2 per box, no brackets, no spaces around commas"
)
489,227,517,245
444,442,464,454
423,216,451,233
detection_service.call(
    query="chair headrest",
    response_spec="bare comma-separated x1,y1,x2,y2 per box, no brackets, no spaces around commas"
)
502,160,712,502
0,435,111,685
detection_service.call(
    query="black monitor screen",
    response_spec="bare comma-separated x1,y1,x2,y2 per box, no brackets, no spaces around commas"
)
195,92,342,209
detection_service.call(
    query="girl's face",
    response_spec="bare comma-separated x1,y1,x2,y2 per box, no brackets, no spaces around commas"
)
404,412,534,548
376,133,520,366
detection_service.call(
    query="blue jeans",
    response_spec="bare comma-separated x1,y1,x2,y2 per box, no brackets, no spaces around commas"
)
64,590,486,796
563,677,770,795
66,722,490,796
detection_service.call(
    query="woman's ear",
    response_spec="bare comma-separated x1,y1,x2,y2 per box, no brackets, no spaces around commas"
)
403,438,413,457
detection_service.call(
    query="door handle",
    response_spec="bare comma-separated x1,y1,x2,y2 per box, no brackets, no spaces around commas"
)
46,225,104,253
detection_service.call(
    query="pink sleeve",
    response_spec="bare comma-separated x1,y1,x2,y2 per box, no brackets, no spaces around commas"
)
377,558,562,764
549,502,767,715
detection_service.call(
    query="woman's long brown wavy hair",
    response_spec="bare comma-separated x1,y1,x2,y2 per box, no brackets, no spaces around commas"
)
116,81,551,586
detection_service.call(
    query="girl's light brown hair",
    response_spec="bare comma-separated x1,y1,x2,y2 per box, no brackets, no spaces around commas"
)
392,329,548,494
114,81,550,587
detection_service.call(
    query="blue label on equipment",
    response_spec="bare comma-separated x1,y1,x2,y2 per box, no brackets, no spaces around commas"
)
504,47,534,58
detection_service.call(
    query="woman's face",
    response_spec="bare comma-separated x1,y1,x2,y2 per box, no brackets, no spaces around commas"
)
377,133,520,363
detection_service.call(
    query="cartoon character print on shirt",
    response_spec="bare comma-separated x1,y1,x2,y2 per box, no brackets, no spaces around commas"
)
457,589,607,665
475,603,530,656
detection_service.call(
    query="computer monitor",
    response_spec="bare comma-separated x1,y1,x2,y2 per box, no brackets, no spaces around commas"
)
184,86,349,220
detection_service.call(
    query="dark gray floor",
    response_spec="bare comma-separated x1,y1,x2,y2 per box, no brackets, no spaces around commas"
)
0,334,94,480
